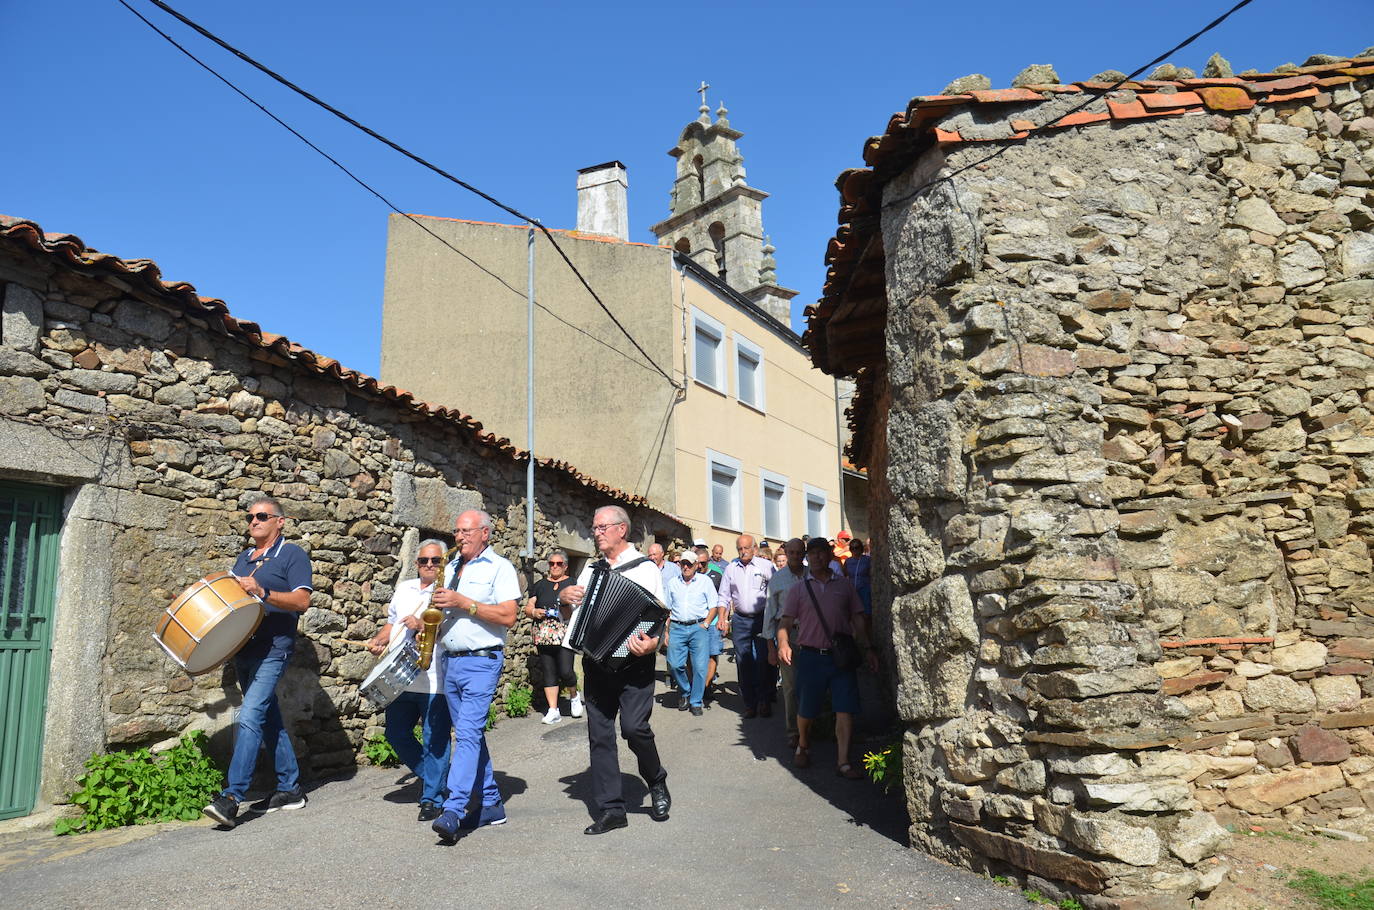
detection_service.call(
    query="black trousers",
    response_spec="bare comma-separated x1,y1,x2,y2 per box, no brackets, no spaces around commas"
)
583,654,665,815
536,644,577,689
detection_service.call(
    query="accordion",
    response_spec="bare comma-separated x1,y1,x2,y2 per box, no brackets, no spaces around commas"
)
563,559,668,670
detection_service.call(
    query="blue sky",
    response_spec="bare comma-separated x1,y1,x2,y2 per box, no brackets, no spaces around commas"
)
4,1,1368,377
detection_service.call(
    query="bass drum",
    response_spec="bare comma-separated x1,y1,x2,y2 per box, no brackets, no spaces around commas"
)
154,572,264,675
359,640,422,709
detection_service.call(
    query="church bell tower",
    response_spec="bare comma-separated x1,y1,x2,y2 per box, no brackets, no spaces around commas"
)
650,83,797,324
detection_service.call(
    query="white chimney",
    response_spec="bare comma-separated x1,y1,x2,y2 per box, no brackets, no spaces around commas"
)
576,161,629,241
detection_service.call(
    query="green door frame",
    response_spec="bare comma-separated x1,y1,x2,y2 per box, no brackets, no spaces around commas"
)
0,481,63,820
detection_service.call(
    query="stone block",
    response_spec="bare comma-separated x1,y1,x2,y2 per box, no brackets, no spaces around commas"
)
1242,675,1316,713
391,473,483,533
891,576,977,721
1294,725,1352,764
1082,779,1192,811
1169,812,1231,864
948,822,1109,892
1223,764,1343,814
1254,739,1293,768
1271,640,1328,672
0,376,44,414
888,400,967,500
2,283,44,352
1312,674,1362,710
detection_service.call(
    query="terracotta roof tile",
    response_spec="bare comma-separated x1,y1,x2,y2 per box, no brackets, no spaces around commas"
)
1138,90,1204,109
0,214,657,508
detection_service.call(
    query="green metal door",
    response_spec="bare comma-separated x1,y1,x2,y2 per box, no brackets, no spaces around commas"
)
0,482,62,820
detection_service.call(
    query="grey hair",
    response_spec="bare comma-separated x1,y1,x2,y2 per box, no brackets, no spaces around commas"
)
459,509,495,531
417,538,447,554
594,505,631,527
248,495,285,517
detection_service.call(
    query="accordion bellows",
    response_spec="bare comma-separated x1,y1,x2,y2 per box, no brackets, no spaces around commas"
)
563,560,668,668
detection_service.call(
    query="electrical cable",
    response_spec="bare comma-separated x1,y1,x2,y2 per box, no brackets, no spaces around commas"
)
113,0,669,381
131,0,679,388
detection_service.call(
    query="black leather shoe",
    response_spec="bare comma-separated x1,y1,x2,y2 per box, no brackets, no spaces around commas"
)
417,802,442,822
584,812,628,835
649,779,671,821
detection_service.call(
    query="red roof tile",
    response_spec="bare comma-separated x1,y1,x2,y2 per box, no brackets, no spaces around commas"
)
0,215,658,508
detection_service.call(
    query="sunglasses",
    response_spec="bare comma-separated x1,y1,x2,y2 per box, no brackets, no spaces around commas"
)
549,560,566,566
247,511,281,523
416,557,444,566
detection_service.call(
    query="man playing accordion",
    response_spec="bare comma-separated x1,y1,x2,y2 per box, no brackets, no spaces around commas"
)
560,505,671,834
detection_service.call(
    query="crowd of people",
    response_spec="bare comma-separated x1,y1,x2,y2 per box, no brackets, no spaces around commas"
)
201,495,873,843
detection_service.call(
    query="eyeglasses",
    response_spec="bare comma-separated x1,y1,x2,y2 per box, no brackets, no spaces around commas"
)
416,557,444,566
591,522,625,533
455,527,486,536
548,560,566,566
247,512,281,523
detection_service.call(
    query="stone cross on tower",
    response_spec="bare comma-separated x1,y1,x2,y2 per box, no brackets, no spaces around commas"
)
696,81,710,113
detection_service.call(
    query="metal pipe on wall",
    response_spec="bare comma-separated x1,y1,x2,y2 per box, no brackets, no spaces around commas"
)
524,223,536,559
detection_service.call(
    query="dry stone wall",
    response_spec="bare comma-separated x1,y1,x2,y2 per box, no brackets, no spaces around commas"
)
0,236,686,800
876,75,1374,908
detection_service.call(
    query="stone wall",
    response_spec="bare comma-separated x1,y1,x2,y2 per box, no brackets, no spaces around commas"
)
0,223,687,807
874,76,1374,907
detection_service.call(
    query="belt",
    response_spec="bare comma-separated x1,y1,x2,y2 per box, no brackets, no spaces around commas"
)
671,618,706,625
798,645,832,655
446,647,504,659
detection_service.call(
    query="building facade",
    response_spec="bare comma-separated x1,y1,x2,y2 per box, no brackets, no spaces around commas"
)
381,104,859,550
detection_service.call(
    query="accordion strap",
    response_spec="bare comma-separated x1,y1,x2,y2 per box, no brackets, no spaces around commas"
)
611,556,653,575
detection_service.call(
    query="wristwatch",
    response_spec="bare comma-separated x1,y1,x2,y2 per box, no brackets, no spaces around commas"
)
467,600,479,616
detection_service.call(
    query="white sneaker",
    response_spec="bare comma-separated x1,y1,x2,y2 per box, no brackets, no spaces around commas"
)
542,707,562,725
570,693,584,718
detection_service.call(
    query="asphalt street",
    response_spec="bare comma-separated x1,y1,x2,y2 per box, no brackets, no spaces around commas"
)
0,661,1019,910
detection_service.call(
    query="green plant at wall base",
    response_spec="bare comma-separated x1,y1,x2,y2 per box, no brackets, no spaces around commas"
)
486,702,499,731
364,733,400,768
1288,868,1374,910
54,731,223,835
505,683,533,718
860,739,903,792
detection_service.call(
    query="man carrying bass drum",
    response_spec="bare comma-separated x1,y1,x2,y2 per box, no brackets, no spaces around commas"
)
203,496,314,829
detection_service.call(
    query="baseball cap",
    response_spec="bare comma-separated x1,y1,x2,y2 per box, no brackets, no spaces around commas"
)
678,552,696,564
693,538,707,547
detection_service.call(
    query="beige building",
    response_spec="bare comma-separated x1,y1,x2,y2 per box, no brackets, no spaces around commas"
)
381,105,863,549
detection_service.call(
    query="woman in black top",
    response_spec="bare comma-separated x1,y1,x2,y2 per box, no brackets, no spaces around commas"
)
524,550,581,723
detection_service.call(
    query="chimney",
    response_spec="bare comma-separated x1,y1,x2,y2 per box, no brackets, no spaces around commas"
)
576,161,629,241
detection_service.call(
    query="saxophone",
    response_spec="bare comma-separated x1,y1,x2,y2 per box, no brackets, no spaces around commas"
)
416,544,460,671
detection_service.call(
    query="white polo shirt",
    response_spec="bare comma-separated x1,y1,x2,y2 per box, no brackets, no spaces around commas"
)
385,578,445,695
574,544,666,605
438,545,522,652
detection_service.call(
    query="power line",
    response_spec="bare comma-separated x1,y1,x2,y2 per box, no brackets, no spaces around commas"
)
113,0,670,382
130,0,679,388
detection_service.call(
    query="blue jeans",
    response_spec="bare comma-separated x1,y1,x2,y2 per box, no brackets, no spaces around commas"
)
385,690,452,805
440,652,504,814
730,613,775,709
666,622,708,707
225,652,299,800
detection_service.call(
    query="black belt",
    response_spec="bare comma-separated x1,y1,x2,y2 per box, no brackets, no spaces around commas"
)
798,645,832,655
671,618,706,625
446,647,504,659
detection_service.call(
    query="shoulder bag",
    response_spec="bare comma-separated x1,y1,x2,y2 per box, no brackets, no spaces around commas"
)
803,579,862,672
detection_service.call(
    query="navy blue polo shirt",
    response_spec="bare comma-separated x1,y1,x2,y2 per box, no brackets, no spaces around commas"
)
232,537,313,660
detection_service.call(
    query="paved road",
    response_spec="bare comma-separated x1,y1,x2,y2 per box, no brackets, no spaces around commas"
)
0,662,1016,909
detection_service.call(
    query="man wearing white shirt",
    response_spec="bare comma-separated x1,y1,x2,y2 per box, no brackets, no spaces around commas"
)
429,510,520,844
560,505,670,835
367,539,453,821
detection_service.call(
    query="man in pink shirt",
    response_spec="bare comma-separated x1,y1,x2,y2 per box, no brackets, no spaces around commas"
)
777,537,877,778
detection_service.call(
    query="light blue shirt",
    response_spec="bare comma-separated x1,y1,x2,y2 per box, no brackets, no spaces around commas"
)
665,573,716,623
661,560,682,589
438,545,521,651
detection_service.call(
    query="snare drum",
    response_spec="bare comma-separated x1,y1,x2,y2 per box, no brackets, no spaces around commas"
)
154,572,265,675
359,640,422,709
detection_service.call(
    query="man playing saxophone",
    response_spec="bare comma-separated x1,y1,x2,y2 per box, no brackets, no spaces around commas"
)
368,539,453,822
427,509,520,844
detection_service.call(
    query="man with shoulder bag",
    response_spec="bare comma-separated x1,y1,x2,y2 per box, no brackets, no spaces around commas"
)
776,536,877,779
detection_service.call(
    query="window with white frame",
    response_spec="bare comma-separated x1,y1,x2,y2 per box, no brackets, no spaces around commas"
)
691,309,725,392
734,334,765,411
706,450,742,530
804,485,828,540
760,470,788,541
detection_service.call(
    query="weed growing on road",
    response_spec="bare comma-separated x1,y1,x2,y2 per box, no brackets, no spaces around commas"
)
54,731,222,835
487,701,499,730
1288,868,1374,909
860,739,903,792
506,683,533,718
